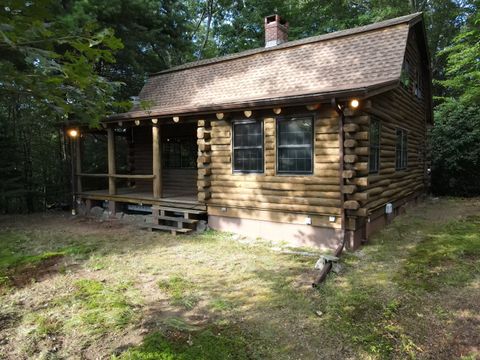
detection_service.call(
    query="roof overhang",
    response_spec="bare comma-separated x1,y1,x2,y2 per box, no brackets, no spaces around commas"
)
106,80,398,123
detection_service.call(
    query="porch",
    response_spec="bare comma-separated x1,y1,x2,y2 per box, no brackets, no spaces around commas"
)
78,188,205,211
71,119,207,230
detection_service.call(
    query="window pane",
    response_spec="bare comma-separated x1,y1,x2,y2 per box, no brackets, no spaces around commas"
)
234,122,262,148
233,121,263,172
278,147,312,173
233,148,263,172
395,129,407,170
163,138,196,169
278,118,312,146
369,119,380,173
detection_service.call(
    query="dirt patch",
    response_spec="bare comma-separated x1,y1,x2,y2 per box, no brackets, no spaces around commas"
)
4,255,66,290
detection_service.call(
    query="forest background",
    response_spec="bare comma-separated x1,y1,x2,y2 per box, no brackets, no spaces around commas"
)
0,0,478,213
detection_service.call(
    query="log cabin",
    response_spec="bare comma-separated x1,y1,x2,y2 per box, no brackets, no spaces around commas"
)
71,12,432,250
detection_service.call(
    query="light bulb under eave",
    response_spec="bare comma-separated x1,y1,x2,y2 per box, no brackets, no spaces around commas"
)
350,99,360,109
68,129,78,138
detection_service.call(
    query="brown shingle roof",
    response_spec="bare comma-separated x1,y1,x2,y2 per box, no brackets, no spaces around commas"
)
112,12,423,120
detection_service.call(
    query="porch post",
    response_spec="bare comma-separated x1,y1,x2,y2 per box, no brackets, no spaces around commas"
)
107,127,116,195
152,124,162,198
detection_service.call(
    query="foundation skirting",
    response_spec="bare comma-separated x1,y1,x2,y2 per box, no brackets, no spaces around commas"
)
208,215,343,250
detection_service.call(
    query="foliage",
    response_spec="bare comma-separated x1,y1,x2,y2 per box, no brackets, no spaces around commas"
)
0,0,125,124
69,0,194,100
0,0,123,212
439,5,480,103
430,101,480,196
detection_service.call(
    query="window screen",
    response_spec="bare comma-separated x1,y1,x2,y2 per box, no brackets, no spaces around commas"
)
369,119,380,173
395,129,408,170
233,120,263,173
163,137,197,169
277,117,313,174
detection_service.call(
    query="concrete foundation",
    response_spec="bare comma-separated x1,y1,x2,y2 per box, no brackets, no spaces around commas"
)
208,215,343,250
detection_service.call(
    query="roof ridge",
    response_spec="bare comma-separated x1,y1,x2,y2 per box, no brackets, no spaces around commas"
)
150,12,422,77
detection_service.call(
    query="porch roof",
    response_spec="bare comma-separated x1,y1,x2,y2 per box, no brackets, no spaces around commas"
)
109,13,423,121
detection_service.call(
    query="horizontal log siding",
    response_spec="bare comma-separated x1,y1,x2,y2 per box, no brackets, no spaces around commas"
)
364,31,428,213
206,107,342,226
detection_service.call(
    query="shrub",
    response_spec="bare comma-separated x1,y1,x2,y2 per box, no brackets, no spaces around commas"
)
430,101,480,196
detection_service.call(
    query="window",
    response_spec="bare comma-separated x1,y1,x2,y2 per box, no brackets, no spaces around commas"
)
277,117,313,174
163,137,197,169
414,68,423,99
233,120,263,173
395,129,408,170
369,119,380,173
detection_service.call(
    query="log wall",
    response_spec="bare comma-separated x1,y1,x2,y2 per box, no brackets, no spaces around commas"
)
202,106,343,229
342,30,429,233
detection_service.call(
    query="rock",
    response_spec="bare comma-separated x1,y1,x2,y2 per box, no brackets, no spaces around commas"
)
196,220,208,233
77,202,87,216
100,211,110,220
90,206,104,218
315,310,323,317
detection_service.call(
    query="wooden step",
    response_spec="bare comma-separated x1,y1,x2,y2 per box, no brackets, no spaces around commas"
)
141,223,193,234
157,215,198,224
151,205,206,215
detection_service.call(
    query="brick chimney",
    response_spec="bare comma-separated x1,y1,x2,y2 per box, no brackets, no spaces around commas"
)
264,14,288,48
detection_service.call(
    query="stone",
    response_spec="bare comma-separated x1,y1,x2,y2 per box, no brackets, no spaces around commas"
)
90,206,104,218
195,220,208,233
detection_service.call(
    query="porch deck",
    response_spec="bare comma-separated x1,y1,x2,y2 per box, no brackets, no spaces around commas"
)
78,188,206,211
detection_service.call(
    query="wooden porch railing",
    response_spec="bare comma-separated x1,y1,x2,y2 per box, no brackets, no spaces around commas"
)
73,122,163,199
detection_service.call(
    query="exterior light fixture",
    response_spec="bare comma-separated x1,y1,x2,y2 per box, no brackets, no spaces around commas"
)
350,99,360,109
173,116,180,123
68,129,78,138
135,120,140,126
306,104,320,111
151,118,158,124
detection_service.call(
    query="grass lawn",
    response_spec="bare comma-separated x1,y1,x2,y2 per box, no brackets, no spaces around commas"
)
0,197,479,359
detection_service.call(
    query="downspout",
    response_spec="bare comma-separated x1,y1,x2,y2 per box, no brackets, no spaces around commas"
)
312,98,347,287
